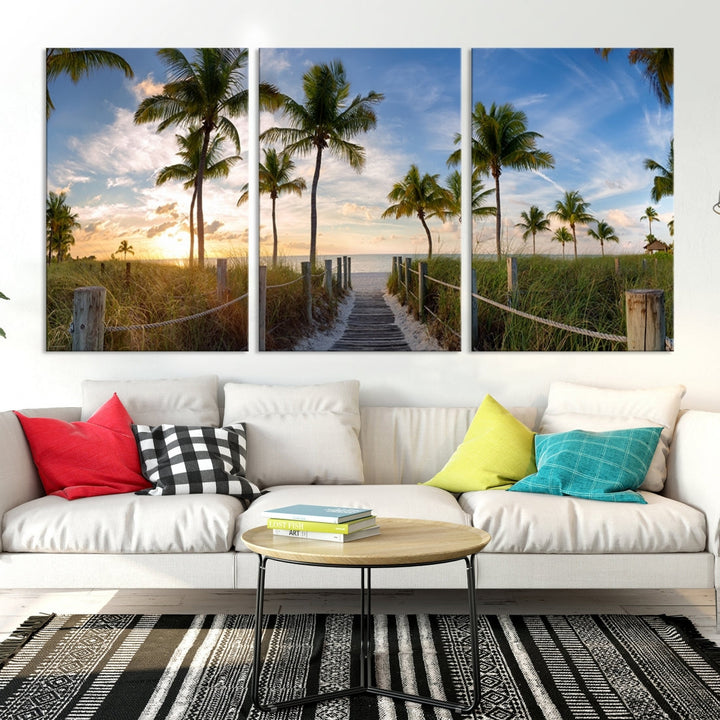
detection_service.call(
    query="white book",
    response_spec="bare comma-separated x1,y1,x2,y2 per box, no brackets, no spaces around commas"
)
273,526,380,543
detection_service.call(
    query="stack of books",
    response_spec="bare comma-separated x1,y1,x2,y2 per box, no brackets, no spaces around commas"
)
264,504,379,543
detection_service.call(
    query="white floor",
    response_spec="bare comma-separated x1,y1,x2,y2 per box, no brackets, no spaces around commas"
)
1,587,718,644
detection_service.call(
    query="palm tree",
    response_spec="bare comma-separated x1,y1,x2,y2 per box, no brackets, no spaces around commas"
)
644,139,674,202
445,168,496,223
587,220,619,257
46,48,134,119
382,165,451,259
515,205,550,256
596,48,673,106
116,240,135,260
135,48,280,267
549,190,594,260
640,206,659,236
551,227,573,259
46,192,80,263
238,148,306,267
156,128,240,264
261,60,383,265
448,101,554,261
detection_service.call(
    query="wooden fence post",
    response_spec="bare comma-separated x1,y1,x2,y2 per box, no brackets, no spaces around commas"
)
347,256,352,289
418,261,427,323
507,256,518,305
216,258,228,301
404,257,412,305
336,256,343,289
471,268,479,350
625,289,665,351
72,286,106,351
343,256,349,290
258,265,267,352
301,261,312,324
615,258,621,275
324,259,333,297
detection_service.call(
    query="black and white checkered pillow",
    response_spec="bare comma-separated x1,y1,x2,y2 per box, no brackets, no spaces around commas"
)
132,424,260,505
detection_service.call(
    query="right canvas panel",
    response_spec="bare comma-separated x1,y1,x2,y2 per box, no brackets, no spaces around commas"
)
470,48,673,351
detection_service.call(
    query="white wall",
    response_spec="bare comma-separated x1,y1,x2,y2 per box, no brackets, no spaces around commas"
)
1,0,717,411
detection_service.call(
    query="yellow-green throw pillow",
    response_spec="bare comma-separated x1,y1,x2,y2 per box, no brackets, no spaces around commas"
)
424,395,536,492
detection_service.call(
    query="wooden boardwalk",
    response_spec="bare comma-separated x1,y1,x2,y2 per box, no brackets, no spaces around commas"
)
329,284,411,352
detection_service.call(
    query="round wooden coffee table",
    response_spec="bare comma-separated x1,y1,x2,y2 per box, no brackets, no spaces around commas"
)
242,517,491,714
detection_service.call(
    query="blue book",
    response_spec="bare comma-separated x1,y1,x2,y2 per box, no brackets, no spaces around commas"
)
263,504,373,524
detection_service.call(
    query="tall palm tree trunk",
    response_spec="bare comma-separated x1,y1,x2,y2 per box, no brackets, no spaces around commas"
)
189,190,196,266
195,127,212,268
309,146,323,266
419,212,433,259
532,231,536,255
493,171,502,261
271,194,278,267
571,224,578,260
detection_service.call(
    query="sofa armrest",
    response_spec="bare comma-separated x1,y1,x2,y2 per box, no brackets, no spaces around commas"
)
665,410,720,564
0,411,47,551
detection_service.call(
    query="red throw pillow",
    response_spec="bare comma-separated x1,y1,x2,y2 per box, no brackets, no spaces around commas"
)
14,393,152,500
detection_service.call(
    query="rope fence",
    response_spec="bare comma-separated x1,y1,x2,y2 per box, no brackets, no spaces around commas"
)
390,255,670,351
105,292,249,333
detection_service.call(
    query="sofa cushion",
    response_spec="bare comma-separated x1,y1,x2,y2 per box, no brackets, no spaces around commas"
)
14,394,152,500
459,489,706,554
234,484,470,549
2,493,243,553
133,423,260,505
222,381,363,488
508,427,662,504
539,381,685,492
81,376,219,426
359,406,538,485
425,395,536,492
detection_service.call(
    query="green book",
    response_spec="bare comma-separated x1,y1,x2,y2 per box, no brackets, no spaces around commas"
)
266,515,377,534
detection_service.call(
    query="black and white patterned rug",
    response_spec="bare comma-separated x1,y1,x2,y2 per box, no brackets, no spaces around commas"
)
1,613,719,719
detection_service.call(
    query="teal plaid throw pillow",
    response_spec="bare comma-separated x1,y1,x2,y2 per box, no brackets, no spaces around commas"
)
508,426,663,503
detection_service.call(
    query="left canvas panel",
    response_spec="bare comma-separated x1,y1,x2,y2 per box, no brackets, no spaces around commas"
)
46,48,250,351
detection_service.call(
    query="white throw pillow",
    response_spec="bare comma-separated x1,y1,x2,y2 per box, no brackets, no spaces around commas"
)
222,380,364,488
539,381,686,492
81,376,219,426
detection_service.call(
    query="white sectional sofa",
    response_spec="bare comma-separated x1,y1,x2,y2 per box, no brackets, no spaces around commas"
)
0,376,717,622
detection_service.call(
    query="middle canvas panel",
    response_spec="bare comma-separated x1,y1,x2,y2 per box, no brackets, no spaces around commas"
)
257,48,461,352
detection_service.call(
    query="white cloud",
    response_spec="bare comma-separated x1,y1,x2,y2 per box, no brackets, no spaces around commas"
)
129,73,165,103
68,106,179,178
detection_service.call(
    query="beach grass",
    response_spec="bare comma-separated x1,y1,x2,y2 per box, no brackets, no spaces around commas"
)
47,258,250,351
262,261,346,351
46,257,345,352
388,253,673,351
474,253,673,351
388,256,461,351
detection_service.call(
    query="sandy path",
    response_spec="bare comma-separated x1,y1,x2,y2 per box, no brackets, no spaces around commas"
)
292,273,443,351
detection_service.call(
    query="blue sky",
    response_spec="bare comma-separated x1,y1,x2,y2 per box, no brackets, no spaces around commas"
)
46,47,672,261
471,48,673,255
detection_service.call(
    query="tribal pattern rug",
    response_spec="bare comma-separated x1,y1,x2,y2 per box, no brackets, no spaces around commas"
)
1,613,719,719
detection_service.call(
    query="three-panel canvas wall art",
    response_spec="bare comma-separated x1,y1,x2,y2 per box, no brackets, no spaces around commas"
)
46,47,673,352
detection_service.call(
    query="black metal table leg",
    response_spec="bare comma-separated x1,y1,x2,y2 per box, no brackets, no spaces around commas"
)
250,554,481,714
